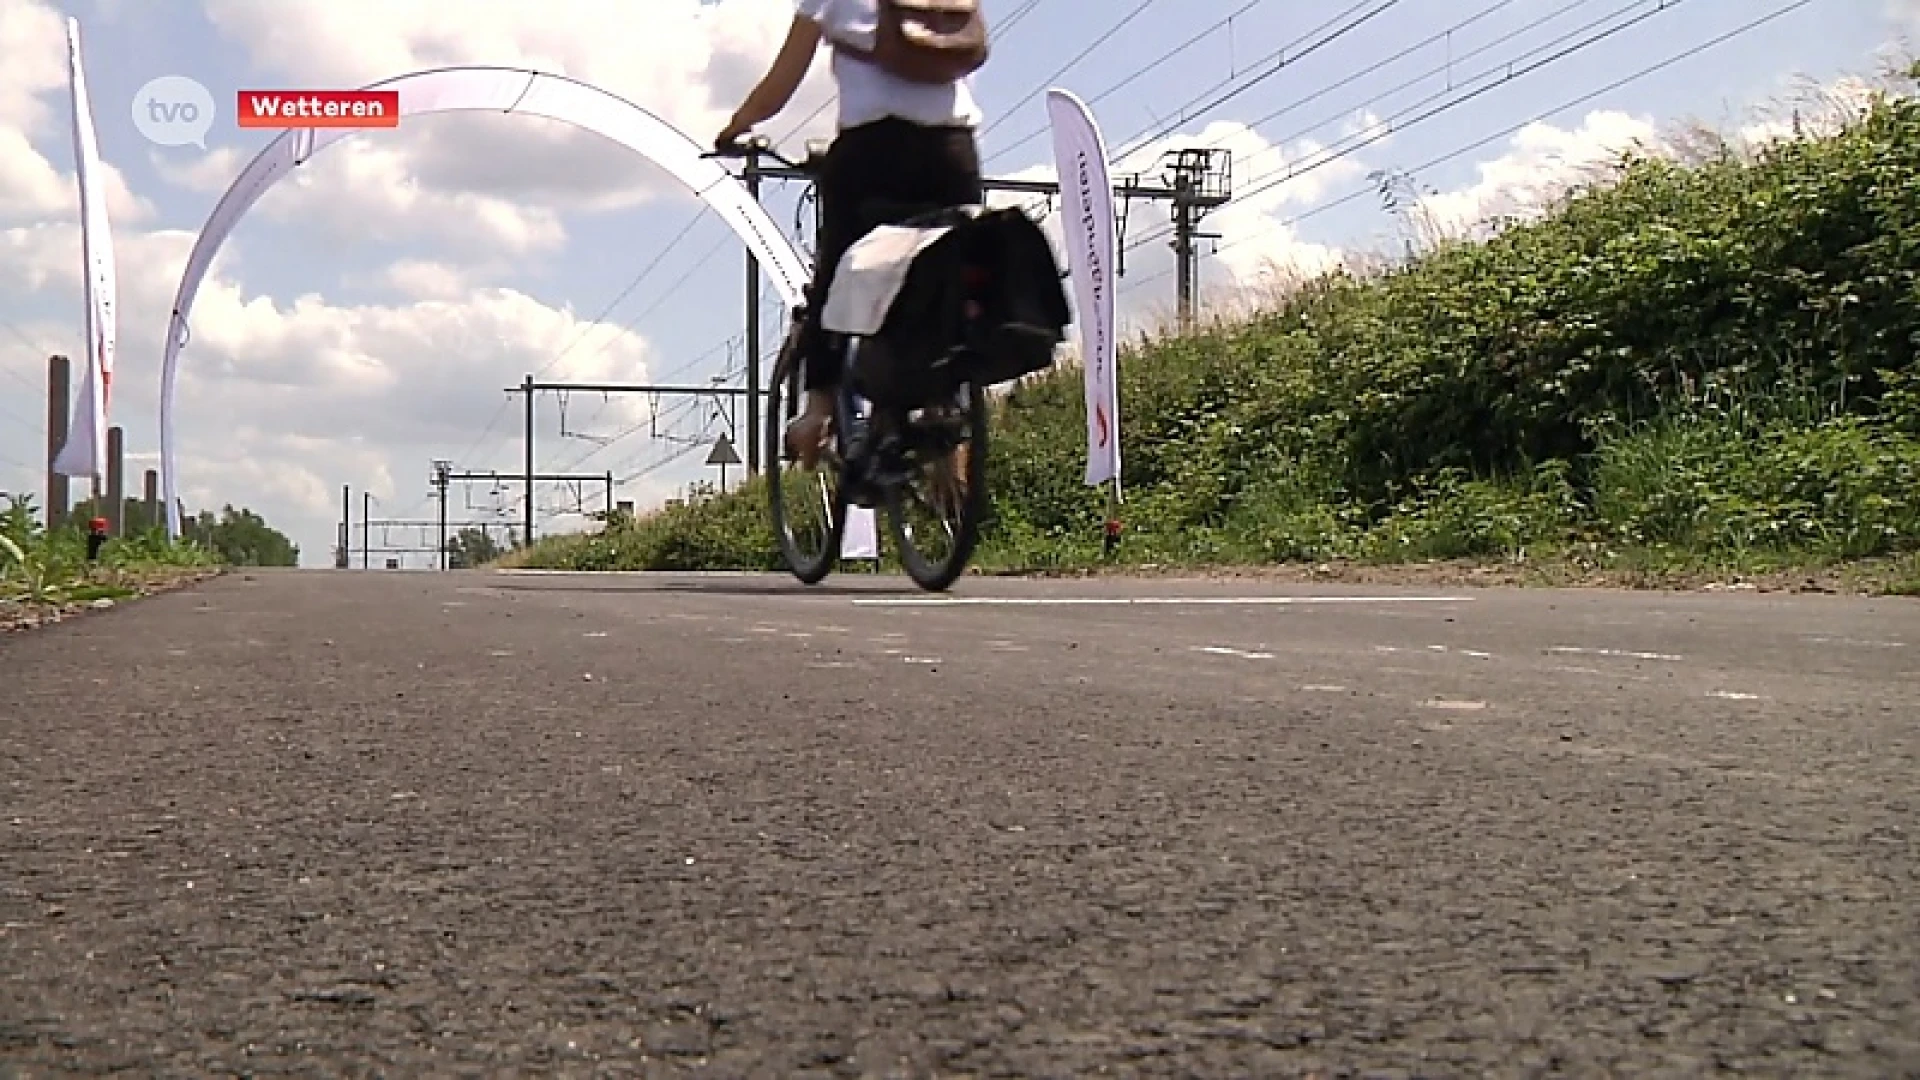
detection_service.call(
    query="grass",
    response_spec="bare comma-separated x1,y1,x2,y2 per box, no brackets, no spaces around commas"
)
1,493,222,614
506,65,1920,597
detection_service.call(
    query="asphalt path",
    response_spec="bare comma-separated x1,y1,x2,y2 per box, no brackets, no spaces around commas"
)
3,569,1918,1077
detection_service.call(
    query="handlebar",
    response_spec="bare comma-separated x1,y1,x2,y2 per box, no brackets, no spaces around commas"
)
702,132,811,172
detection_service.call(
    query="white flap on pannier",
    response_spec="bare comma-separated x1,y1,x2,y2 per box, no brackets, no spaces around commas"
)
820,223,954,335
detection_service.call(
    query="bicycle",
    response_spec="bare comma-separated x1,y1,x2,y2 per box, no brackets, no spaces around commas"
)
707,134,1004,593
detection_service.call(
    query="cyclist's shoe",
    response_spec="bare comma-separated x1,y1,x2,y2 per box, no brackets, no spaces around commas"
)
864,431,915,490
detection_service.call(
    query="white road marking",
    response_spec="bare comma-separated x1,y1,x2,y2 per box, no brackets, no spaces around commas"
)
1300,684,1347,693
1426,644,1495,659
583,632,608,638
1422,698,1488,711
851,595,1472,607
1193,645,1275,660
491,569,767,577
1804,636,1905,649
1546,646,1683,662
1709,690,1763,701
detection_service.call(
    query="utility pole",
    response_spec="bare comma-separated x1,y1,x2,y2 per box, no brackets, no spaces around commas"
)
45,354,70,530
520,373,535,545
1164,149,1230,330
361,491,374,569
105,426,124,537
743,152,762,478
336,484,350,568
431,459,452,570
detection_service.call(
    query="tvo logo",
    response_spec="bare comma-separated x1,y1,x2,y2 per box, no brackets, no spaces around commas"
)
132,75,215,149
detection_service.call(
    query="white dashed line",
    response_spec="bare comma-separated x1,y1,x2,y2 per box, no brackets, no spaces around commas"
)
1804,636,1905,649
851,595,1472,607
1546,646,1683,662
1422,698,1488,711
1193,645,1275,660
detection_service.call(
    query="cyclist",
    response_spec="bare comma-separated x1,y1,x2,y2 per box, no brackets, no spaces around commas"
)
715,0,987,469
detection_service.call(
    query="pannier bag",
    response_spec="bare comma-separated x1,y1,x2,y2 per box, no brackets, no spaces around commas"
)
820,206,1070,409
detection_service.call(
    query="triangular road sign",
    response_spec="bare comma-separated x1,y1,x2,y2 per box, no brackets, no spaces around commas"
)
706,433,742,466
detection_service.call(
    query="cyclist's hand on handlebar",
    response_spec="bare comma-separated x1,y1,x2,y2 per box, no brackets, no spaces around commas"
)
710,124,768,157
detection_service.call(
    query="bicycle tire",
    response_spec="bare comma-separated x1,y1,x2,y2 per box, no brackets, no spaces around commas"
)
764,323,845,585
886,379,989,592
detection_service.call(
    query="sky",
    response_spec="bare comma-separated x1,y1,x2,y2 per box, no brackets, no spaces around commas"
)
0,0,1914,567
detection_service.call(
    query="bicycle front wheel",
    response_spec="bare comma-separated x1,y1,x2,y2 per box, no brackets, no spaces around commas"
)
885,380,989,592
765,324,845,585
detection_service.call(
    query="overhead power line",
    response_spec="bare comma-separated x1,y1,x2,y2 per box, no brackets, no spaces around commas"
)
1107,0,1404,161
1121,0,1689,257
1118,0,1824,294
982,0,1278,162
1217,0,1588,151
978,0,1166,142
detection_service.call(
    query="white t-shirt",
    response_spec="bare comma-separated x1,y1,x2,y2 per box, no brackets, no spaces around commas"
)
794,0,984,131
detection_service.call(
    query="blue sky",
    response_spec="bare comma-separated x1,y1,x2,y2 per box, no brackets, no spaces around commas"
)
1,0,1913,565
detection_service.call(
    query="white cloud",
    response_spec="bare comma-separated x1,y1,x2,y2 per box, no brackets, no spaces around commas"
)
151,137,567,258
368,259,477,301
146,144,246,193
0,0,155,227
0,0,64,135
263,136,569,257
0,125,156,226
1415,109,1660,241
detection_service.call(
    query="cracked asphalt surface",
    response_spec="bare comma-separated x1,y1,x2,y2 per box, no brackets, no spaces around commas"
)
3,569,1918,1077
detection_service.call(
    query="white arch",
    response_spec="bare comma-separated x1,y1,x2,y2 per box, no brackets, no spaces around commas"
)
160,65,811,538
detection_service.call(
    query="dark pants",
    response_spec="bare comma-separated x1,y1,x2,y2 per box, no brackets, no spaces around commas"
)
801,117,983,393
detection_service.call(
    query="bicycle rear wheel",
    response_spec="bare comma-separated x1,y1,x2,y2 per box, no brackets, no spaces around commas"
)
765,323,845,585
885,379,989,592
